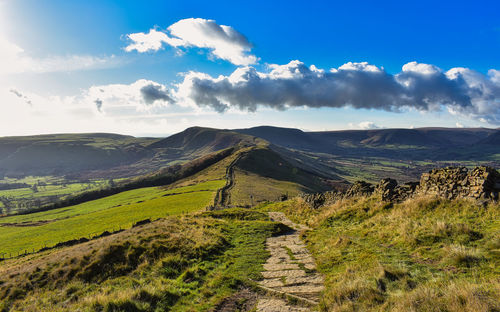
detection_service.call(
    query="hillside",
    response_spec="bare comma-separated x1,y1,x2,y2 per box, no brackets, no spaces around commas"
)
1,125,499,216
235,126,500,183
265,195,500,311
0,164,498,311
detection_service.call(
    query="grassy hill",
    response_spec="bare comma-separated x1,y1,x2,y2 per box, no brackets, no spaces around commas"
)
0,141,332,256
0,209,287,311
236,126,500,183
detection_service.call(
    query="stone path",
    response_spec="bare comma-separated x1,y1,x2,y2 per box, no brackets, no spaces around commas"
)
255,212,324,312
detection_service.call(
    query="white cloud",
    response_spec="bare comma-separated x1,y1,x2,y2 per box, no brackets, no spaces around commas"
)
174,60,500,124
125,18,258,65
348,121,380,130
0,80,187,136
402,61,440,75
455,122,465,128
0,35,118,75
339,62,382,72
85,79,173,115
124,29,170,53
359,121,380,129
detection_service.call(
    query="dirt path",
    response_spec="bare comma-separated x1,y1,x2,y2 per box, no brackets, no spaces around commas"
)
213,152,244,208
255,212,324,312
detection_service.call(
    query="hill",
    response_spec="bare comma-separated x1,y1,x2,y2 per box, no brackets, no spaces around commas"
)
1,125,499,216
235,126,500,183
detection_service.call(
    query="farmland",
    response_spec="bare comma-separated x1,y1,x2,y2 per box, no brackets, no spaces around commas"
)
0,180,224,256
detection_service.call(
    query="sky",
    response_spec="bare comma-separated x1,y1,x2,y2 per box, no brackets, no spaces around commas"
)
0,0,499,136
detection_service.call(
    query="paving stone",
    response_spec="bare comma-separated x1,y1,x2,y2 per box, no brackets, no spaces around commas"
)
263,263,300,271
256,212,322,312
262,269,307,279
258,278,285,288
256,298,310,312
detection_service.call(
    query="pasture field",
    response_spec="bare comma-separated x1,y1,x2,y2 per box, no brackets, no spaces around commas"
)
0,180,224,256
0,176,115,214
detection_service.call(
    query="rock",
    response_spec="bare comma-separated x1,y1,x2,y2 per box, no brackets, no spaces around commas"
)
300,191,341,209
345,181,374,197
301,166,500,206
417,166,500,200
374,178,398,201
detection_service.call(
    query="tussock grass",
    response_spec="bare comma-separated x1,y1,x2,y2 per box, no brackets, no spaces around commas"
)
264,195,500,311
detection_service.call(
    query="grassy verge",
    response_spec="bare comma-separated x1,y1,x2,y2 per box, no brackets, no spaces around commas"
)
0,209,282,311
0,180,224,256
264,196,500,311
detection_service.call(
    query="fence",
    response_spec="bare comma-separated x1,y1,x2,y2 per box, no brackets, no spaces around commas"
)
0,225,124,261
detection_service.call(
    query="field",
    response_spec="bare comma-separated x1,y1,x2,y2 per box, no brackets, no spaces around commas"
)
263,196,500,311
0,176,114,215
230,168,304,206
0,180,224,257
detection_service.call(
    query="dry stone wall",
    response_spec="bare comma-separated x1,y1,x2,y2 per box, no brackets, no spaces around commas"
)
300,166,500,207
418,166,500,200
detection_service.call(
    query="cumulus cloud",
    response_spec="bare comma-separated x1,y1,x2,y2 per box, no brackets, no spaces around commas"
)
174,60,500,124
0,35,118,75
125,18,257,65
86,79,173,114
348,121,380,129
359,121,380,129
140,83,173,104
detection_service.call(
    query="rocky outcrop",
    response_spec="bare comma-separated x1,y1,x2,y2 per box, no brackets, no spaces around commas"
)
300,166,500,207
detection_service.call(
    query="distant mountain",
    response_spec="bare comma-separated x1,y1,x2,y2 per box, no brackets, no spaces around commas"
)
234,126,500,183
0,126,498,183
235,126,319,150
148,126,257,156
478,130,500,145
236,126,496,150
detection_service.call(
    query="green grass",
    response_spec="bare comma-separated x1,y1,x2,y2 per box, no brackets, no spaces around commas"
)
231,168,303,207
0,180,224,256
0,176,114,215
0,209,283,312
263,196,500,311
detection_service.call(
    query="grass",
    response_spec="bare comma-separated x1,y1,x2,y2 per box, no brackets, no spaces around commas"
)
231,168,304,207
0,180,225,256
0,176,113,215
0,209,284,311
263,195,500,311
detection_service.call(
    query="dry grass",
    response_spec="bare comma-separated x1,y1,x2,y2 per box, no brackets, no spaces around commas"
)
265,195,500,312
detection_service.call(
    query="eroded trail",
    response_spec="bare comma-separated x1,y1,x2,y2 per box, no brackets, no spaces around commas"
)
256,212,324,312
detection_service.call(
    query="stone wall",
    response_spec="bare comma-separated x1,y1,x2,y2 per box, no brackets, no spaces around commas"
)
300,166,500,208
418,166,500,200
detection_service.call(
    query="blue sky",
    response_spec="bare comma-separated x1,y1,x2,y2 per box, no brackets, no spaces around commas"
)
0,0,499,136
